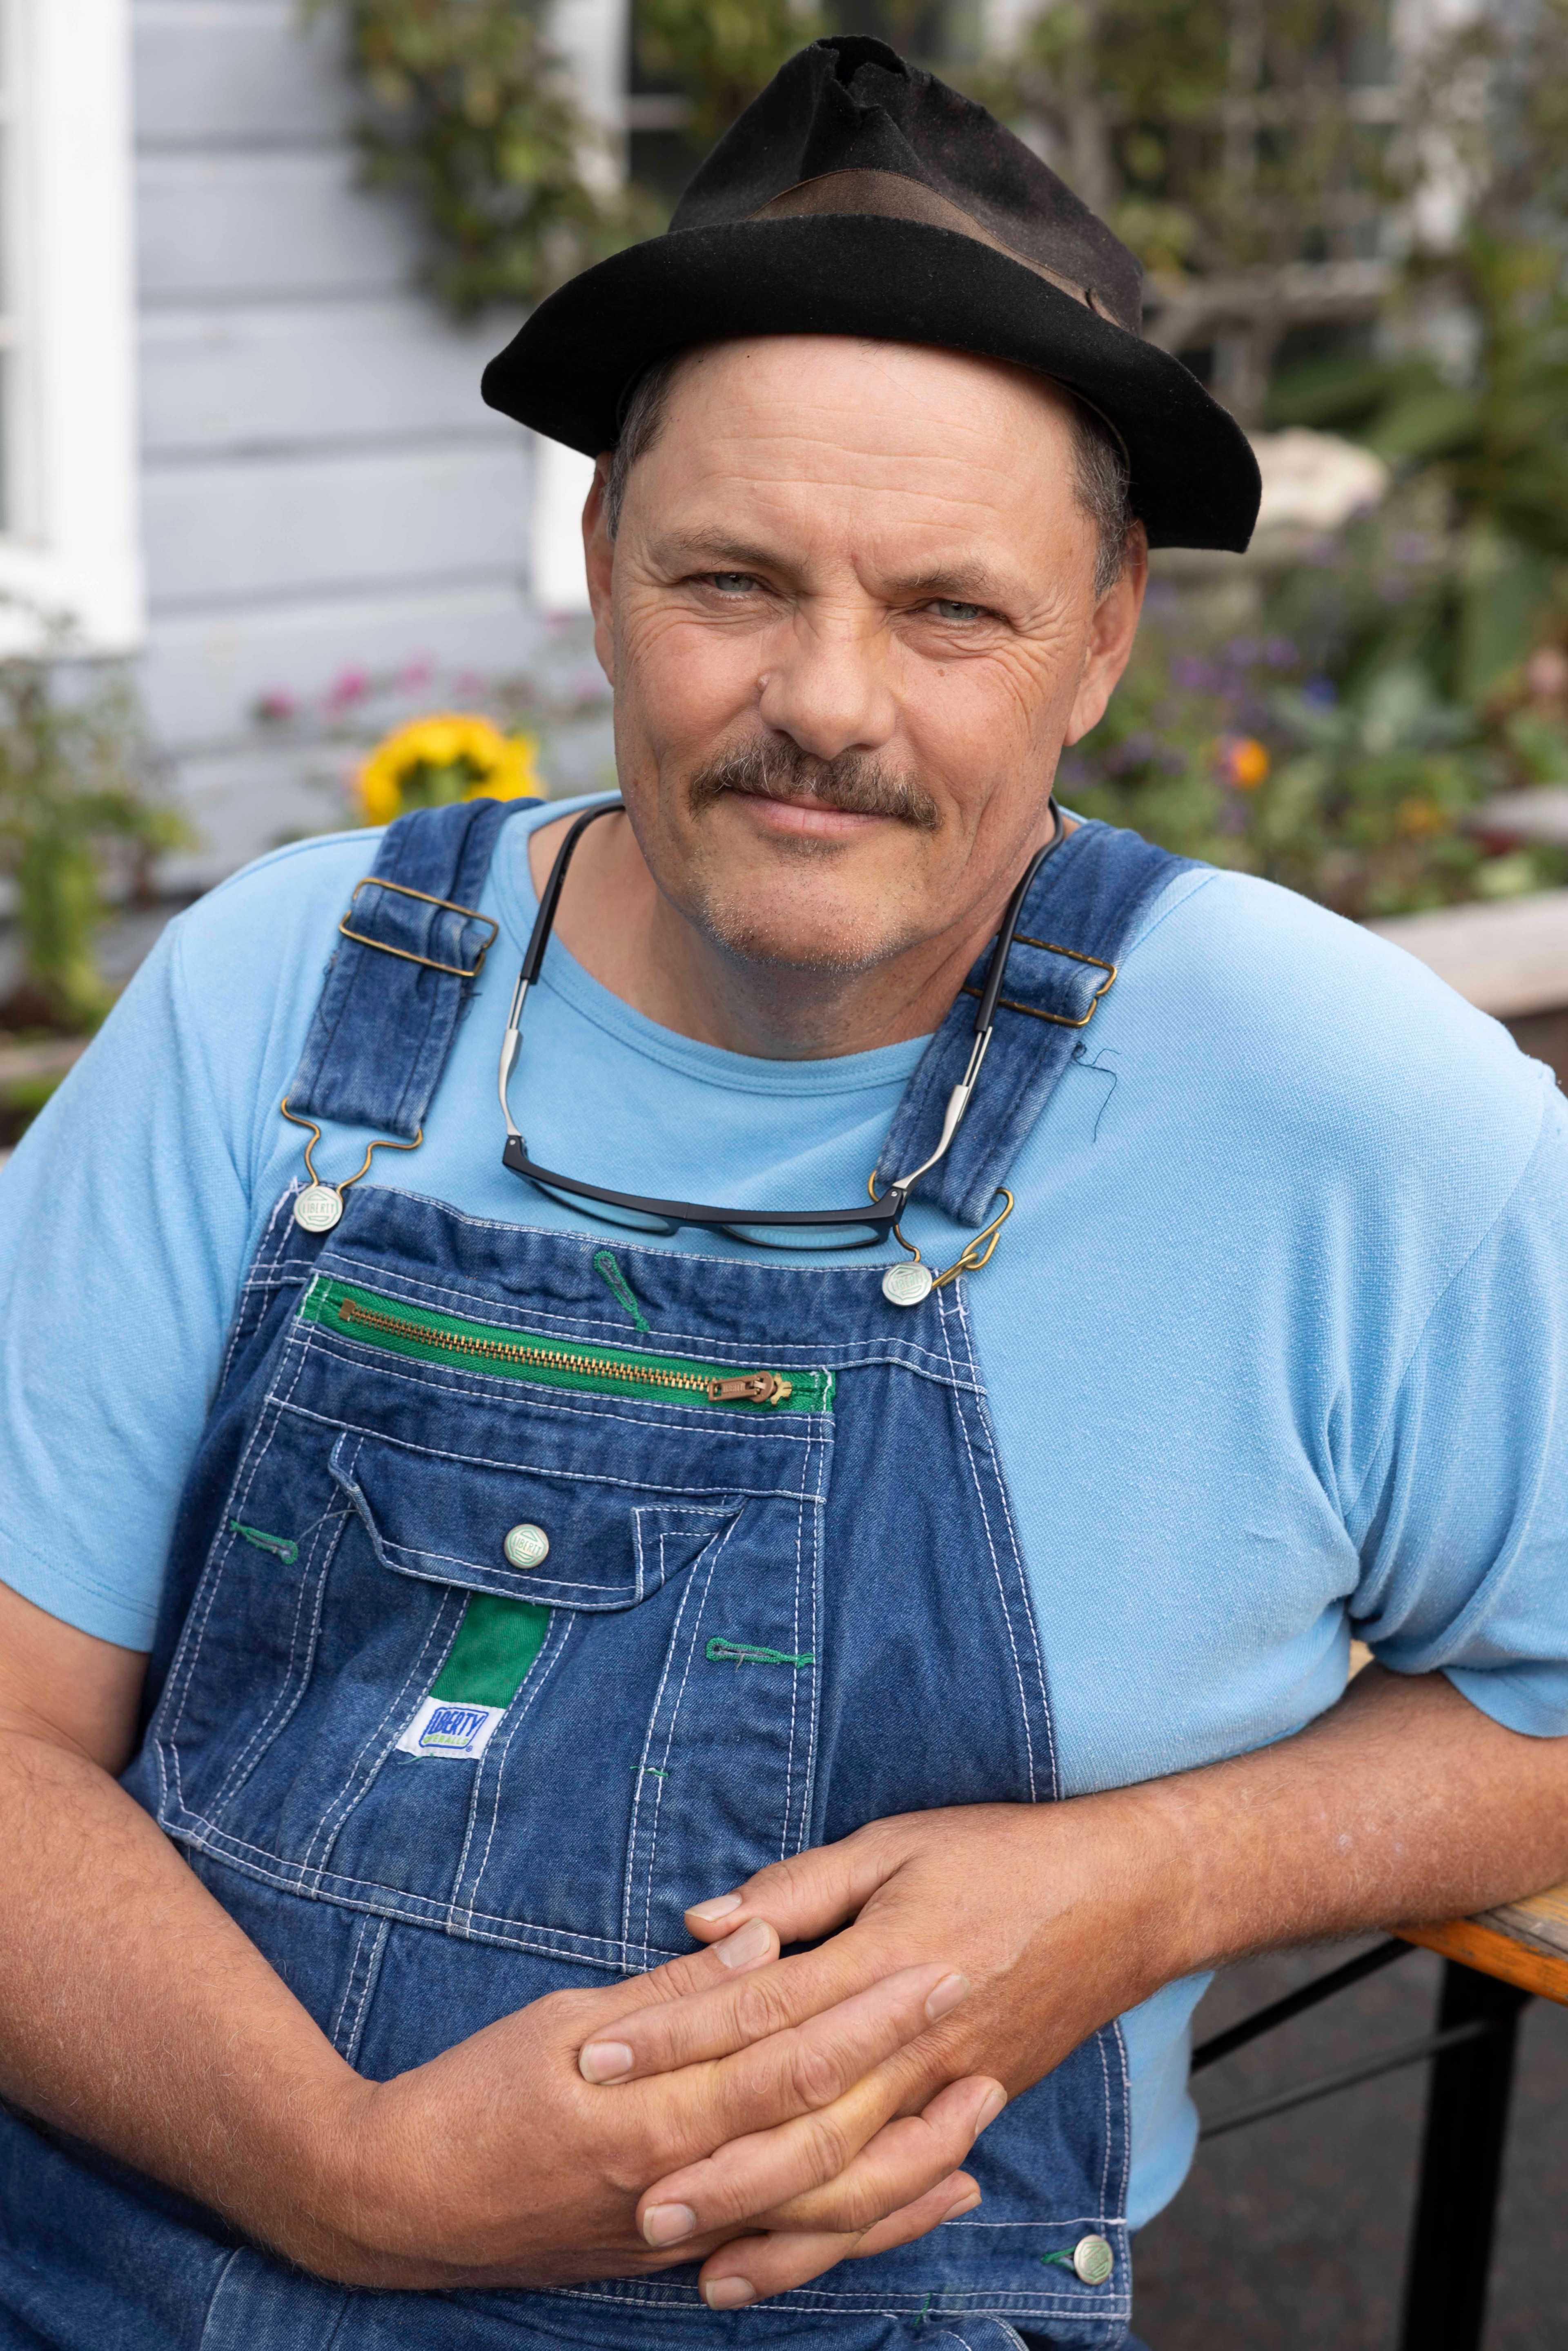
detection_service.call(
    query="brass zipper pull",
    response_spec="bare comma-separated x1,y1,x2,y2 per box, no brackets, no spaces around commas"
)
706,1372,793,1406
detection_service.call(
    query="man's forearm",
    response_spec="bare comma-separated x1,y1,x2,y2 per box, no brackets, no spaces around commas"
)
0,1718,365,2260
1120,1665,1568,1989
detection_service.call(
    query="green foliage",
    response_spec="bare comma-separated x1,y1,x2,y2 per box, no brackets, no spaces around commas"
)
1062,500,1568,920
635,0,818,149
0,651,186,1030
977,0,1399,281
1268,231,1568,698
303,0,652,312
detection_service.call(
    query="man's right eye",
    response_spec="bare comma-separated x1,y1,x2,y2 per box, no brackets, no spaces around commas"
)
708,573,758,594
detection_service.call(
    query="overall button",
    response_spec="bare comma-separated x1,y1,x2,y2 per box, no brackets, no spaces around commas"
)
503,1523,550,1571
1073,2234,1114,2285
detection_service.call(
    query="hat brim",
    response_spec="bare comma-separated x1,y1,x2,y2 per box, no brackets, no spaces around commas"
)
481,214,1261,553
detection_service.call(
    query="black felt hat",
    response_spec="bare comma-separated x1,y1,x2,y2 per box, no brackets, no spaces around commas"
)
481,37,1260,552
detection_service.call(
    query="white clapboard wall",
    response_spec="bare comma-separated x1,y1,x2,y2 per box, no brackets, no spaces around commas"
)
132,0,595,880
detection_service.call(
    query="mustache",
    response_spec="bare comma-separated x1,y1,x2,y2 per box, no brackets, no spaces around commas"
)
687,740,942,832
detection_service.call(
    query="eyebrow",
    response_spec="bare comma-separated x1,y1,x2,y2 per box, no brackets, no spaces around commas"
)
654,534,1019,606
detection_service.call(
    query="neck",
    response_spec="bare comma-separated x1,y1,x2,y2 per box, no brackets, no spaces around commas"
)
529,806,1059,1061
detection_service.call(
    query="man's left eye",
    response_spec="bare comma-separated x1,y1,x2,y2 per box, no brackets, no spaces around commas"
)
929,600,985,622
710,573,757,594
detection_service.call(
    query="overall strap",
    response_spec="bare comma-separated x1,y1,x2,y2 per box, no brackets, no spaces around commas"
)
879,819,1197,1227
287,798,526,1138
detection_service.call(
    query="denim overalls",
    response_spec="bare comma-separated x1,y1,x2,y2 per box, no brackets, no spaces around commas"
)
0,801,1184,2351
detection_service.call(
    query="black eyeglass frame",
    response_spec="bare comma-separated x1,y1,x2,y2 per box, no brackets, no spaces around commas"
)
497,797,1064,1247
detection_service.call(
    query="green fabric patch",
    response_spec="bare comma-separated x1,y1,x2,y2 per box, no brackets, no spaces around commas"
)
432,1592,552,1708
229,1520,299,1566
592,1248,650,1331
706,1637,815,1667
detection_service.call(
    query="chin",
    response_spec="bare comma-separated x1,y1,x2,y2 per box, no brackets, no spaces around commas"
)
692,887,912,977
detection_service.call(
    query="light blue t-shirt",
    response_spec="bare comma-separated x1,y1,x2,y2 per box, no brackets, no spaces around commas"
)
4,793,1566,2230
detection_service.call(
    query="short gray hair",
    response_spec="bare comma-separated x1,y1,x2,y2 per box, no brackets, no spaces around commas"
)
604,348,1135,597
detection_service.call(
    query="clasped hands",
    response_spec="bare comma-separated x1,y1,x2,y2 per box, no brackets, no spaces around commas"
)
321,1798,1153,2304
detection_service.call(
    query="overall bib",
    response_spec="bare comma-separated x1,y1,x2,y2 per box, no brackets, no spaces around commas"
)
0,801,1185,2351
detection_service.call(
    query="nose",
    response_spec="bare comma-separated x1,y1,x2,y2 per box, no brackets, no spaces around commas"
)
756,607,898,762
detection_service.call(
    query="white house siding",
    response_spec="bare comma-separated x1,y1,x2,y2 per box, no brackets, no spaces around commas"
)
132,1,546,882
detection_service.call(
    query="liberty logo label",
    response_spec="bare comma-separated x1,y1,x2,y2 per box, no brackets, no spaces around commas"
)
396,1694,506,1761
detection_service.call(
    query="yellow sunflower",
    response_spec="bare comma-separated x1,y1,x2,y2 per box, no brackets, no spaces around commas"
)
356,713,544,825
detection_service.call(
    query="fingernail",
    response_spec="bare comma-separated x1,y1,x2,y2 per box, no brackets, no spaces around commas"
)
704,2278,757,2309
688,1893,744,1922
924,1971,970,2021
974,2084,1008,2133
945,2186,982,2217
578,2039,635,2084
716,1916,772,1969
642,2203,698,2247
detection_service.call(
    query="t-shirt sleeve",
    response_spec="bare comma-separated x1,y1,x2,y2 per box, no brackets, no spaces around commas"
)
1346,1082,1568,1736
0,921,258,1649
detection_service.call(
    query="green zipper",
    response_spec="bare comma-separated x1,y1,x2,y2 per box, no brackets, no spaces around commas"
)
300,1276,834,1413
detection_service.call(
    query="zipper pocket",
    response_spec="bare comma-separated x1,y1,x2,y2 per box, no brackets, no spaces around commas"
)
299,1276,834,1413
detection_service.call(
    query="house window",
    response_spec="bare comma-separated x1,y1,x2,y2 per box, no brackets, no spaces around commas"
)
0,0,143,652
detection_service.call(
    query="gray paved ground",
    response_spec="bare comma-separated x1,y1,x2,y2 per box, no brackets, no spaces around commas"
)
1131,1939,1568,2349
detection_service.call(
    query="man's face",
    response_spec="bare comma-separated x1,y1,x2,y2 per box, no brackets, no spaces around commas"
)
585,336,1145,976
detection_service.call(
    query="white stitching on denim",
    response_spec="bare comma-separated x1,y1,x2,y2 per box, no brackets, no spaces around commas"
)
166,1818,662,1961
307,1322,839,1429
301,1572,457,1883
633,1518,733,1967
207,1504,347,1820
953,1278,1059,1799
161,1307,318,1813
1109,2014,1132,2220
282,1386,815,1485
337,1915,390,2066
217,1185,299,1394
329,1909,378,2051
935,1289,1038,1803
453,1609,573,1932
791,1428,831,1855
307,1244,969,1381
632,1507,738,1603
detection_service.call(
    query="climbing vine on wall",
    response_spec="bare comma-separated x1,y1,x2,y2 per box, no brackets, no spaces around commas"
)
303,0,648,313
304,0,819,313
634,0,816,149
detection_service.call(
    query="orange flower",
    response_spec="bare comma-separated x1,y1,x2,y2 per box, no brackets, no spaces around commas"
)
1217,734,1270,789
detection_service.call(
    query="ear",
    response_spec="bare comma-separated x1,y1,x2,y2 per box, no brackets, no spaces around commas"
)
1062,524,1149,748
584,454,615,686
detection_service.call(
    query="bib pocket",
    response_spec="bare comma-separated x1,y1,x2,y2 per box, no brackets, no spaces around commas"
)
151,1298,834,1963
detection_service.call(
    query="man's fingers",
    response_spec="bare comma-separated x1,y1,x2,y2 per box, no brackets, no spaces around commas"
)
757,2076,1006,2233
685,1831,901,1953
580,1924,940,2084
679,1964,967,2163
638,2072,1002,2248
566,1915,782,2070
694,2174,982,2309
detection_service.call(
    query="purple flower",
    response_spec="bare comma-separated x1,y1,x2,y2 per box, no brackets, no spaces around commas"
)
1394,533,1431,565
1303,677,1338,709
1264,636,1298,669
1227,636,1262,668
1172,655,1218,693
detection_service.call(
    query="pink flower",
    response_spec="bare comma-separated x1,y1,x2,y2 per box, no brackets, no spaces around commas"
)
325,665,372,711
397,655,434,692
255,688,296,722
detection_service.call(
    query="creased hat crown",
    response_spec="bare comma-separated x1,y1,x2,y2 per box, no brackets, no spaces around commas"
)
671,38,1143,336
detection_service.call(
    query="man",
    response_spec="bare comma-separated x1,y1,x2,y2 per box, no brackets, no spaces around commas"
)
0,36,1565,2351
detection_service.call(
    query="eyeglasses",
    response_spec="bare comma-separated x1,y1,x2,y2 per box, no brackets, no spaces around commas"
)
497,797,1063,1251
